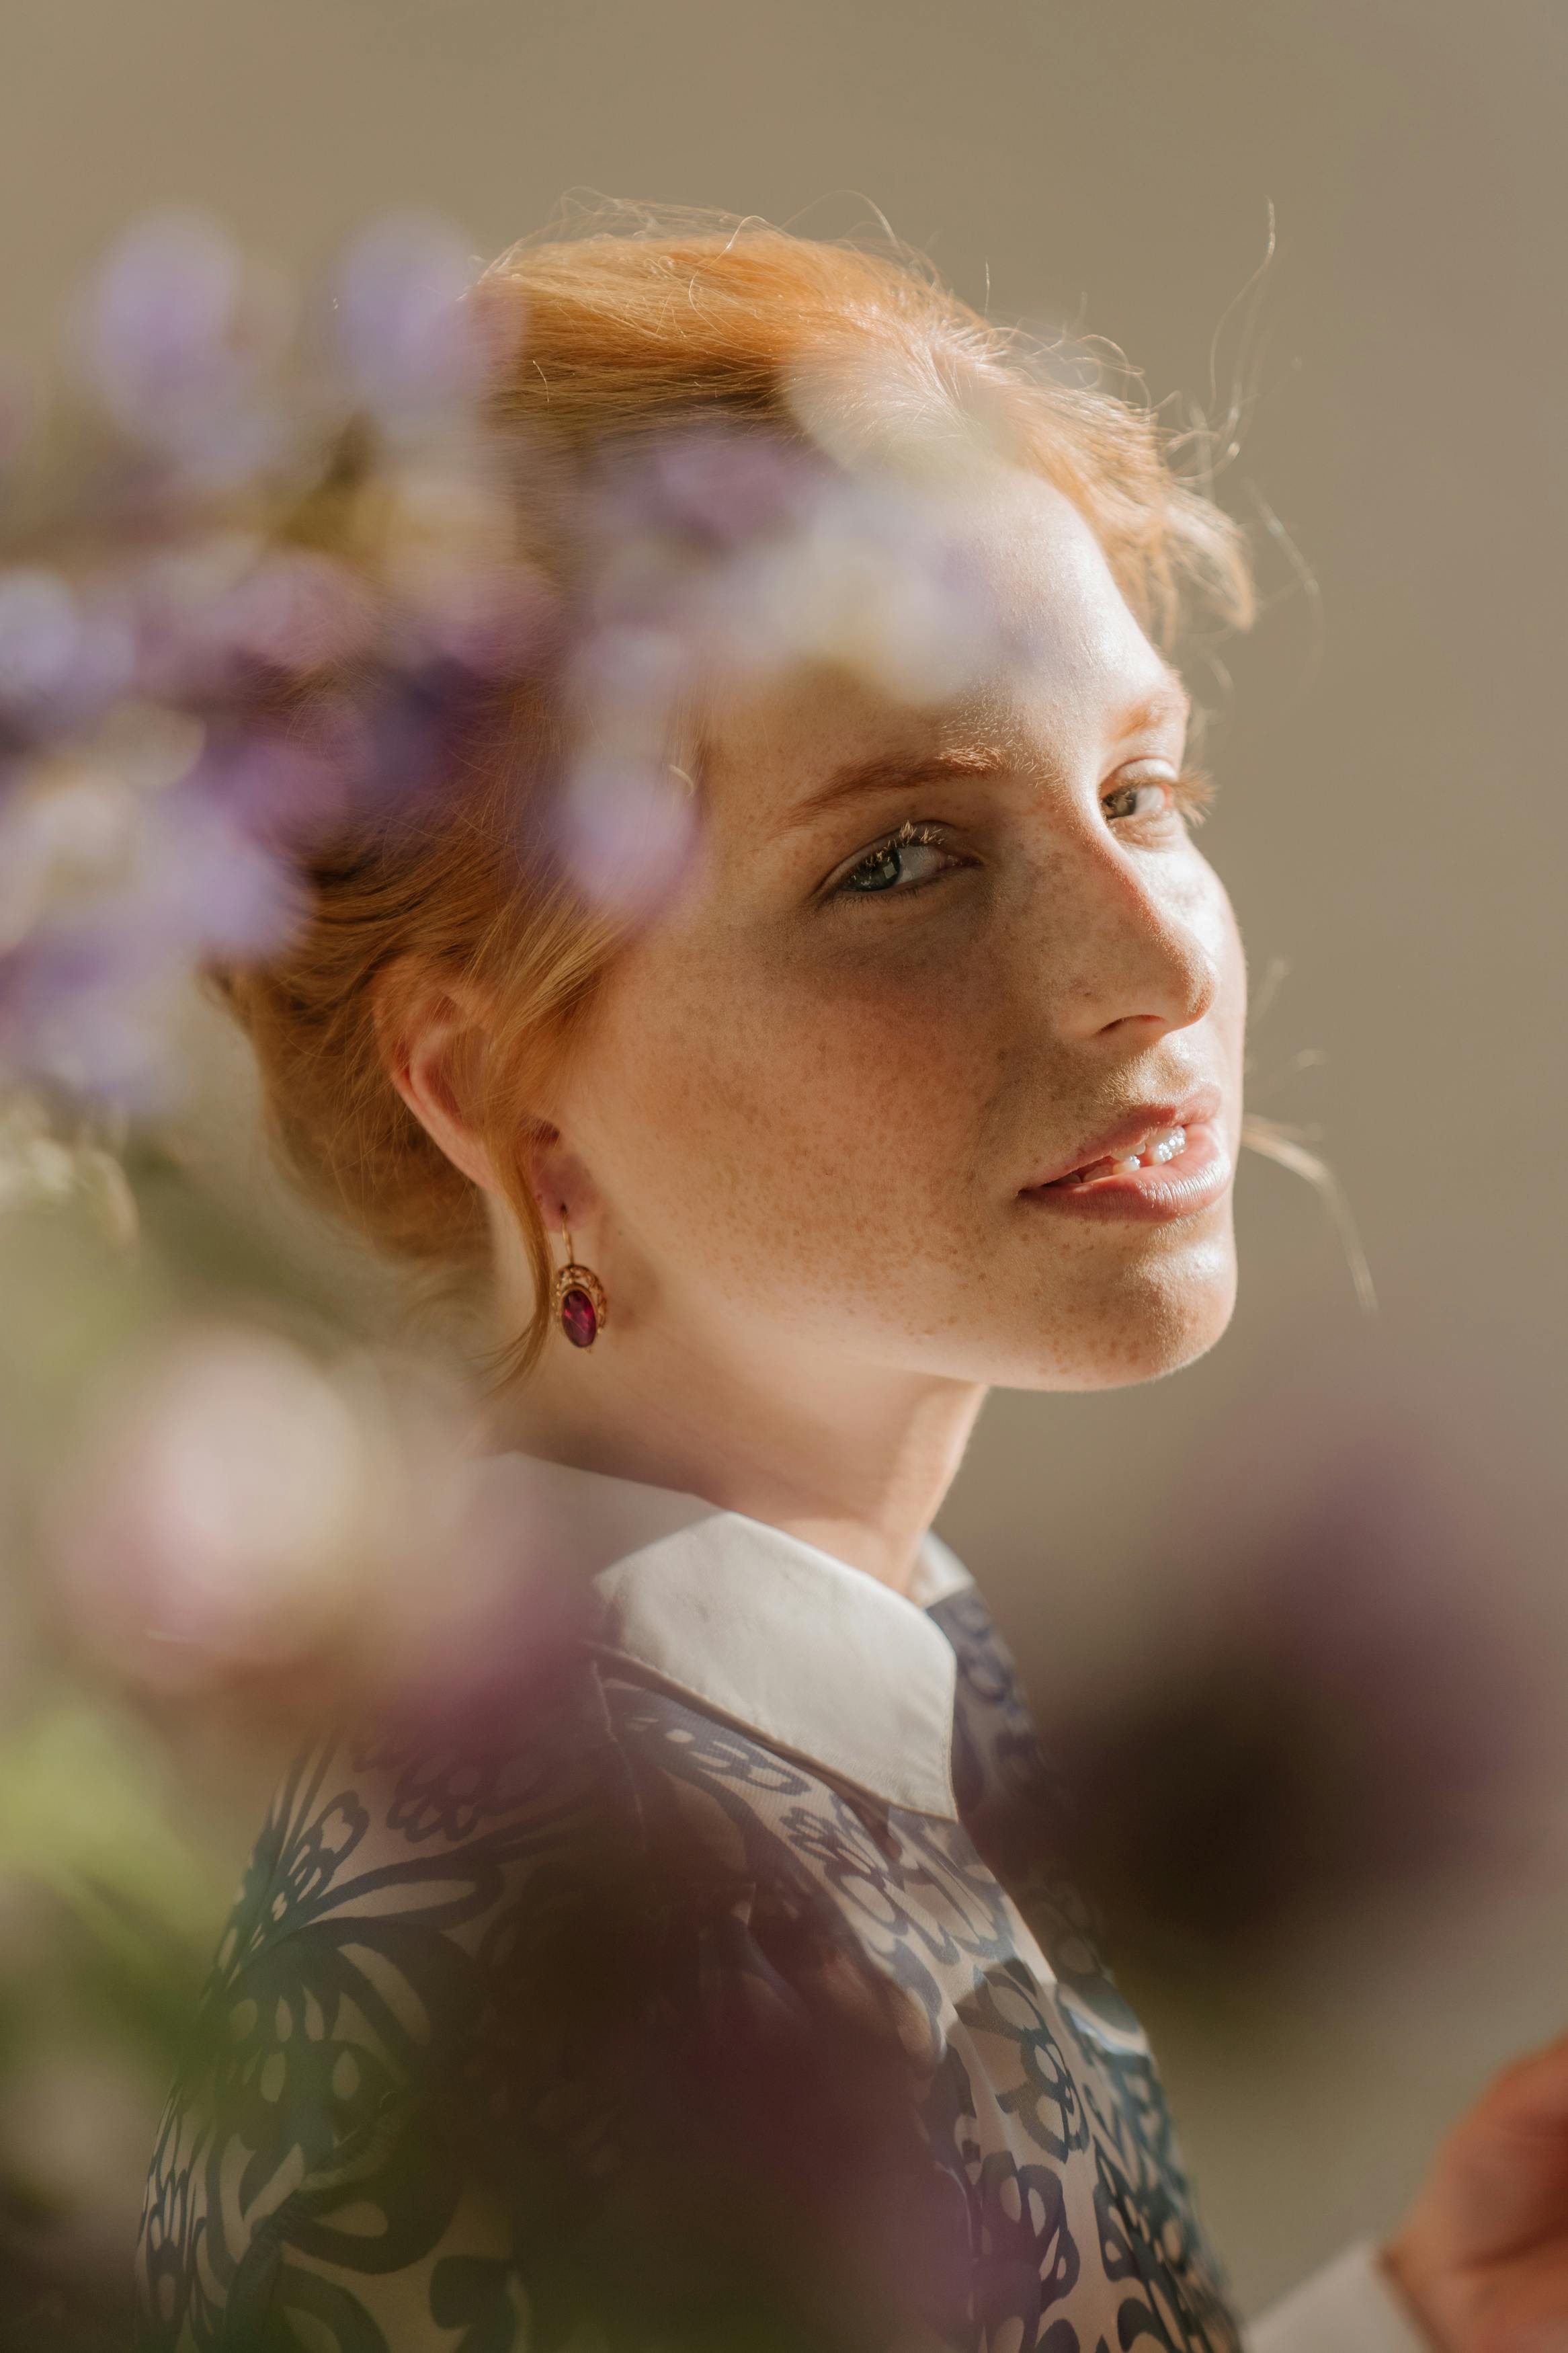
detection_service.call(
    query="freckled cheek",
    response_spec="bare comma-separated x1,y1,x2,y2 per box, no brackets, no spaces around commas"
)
597,947,993,1234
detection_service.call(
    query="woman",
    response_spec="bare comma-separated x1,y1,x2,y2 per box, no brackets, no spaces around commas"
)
135,215,1568,2353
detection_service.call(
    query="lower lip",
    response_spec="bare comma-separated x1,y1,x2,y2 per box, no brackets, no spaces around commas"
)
1018,1124,1233,1224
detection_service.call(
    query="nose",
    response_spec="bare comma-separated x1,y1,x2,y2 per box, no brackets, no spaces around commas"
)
1048,836,1220,1046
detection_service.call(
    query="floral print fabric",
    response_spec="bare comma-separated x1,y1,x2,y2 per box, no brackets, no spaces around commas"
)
135,1576,1239,2352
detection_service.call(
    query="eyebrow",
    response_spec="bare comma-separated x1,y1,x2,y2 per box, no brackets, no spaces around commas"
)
779,677,1192,836
778,743,1018,834
1122,675,1193,733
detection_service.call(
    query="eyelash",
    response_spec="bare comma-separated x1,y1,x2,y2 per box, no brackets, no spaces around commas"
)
832,820,959,900
829,766,1216,902
1114,766,1216,826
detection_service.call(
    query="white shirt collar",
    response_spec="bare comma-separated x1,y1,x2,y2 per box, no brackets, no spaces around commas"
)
465,1453,972,1819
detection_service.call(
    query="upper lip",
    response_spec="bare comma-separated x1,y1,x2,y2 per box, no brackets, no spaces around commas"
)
1020,1084,1223,1191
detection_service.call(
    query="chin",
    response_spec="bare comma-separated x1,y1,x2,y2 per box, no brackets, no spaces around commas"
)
999,1241,1239,1394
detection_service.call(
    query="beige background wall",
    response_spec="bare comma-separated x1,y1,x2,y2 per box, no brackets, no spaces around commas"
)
5,0,1565,2315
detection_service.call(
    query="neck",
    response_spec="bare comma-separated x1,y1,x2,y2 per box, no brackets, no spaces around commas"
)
485,1302,985,1594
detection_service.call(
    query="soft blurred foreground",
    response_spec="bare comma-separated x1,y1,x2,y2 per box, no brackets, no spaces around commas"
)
0,208,1565,2346
11,1082,1567,2350
0,208,677,2343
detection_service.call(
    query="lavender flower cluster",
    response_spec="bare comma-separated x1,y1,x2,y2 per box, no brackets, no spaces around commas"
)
0,210,1013,1224
0,214,544,1149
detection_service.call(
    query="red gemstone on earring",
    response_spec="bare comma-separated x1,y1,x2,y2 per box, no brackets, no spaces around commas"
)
560,1286,599,1349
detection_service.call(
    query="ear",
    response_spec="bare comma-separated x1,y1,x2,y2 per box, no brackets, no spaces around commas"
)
524,1129,604,1245
374,958,609,1244
373,959,509,1198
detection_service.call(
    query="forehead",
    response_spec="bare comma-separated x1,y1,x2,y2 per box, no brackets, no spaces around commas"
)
702,473,1180,801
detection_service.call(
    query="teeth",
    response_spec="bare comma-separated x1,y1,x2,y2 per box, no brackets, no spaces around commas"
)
1049,1124,1188,1188
1140,1125,1186,1166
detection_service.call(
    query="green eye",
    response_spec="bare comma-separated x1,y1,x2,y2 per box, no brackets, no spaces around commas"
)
836,825,957,897
1103,772,1172,824
1102,763,1214,828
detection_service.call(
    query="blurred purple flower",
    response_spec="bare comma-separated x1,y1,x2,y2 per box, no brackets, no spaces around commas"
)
332,215,486,431
542,426,1014,921
186,727,349,852
0,233,1020,1133
556,755,699,917
44,1326,587,1739
0,217,537,1117
706,475,1007,704
335,665,475,827
151,789,300,960
0,571,135,745
594,422,817,555
0,919,171,1104
73,213,284,481
573,621,688,723
0,572,78,705
1048,1425,1548,1977
585,428,1008,713
390,553,558,678
126,542,370,703
0,748,301,1105
204,547,376,679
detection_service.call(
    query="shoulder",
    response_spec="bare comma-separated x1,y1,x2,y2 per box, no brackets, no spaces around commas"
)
134,1669,637,2351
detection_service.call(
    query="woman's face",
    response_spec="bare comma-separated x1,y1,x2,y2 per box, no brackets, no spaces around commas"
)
548,473,1246,1393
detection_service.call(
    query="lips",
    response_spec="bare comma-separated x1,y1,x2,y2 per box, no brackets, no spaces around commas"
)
1018,1086,1232,1223
1025,1087,1223,1193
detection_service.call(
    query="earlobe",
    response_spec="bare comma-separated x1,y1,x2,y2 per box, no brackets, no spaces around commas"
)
372,961,608,1269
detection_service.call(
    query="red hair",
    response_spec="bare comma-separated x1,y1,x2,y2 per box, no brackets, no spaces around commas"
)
217,207,1253,1373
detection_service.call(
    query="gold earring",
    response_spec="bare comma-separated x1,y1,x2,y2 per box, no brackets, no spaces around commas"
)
552,1209,608,1350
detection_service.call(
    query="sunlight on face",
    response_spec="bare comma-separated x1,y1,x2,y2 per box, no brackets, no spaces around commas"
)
548,475,1247,1392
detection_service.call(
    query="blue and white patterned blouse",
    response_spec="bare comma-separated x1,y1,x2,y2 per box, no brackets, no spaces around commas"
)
134,1455,1419,2353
